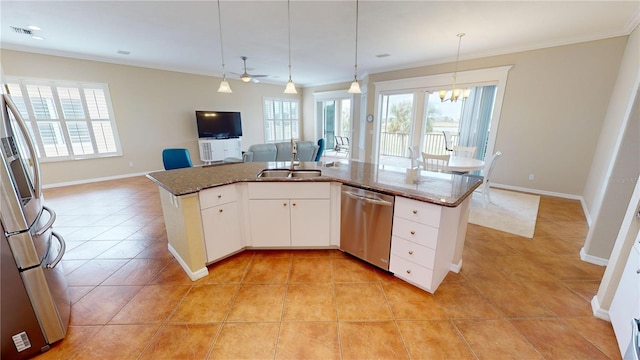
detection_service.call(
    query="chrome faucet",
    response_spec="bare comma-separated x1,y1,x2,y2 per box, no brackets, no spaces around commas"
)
290,138,297,170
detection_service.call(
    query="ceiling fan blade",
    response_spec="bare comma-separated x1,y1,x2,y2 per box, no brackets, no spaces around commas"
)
251,75,268,78
250,77,260,84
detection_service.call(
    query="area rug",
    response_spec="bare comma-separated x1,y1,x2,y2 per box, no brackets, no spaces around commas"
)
468,188,540,238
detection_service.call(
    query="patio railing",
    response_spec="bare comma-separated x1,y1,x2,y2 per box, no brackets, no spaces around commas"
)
380,132,458,157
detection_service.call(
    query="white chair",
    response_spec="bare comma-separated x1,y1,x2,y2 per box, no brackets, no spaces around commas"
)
442,131,456,152
422,152,450,172
407,145,421,169
453,146,477,158
482,151,502,208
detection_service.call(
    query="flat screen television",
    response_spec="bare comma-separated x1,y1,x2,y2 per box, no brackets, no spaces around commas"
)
195,111,243,139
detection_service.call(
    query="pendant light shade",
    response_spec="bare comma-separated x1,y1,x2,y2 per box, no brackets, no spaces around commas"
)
216,0,232,93
347,0,361,94
283,0,297,94
217,79,232,93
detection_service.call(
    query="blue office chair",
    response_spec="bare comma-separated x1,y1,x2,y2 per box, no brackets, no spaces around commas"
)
315,138,325,161
162,148,193,170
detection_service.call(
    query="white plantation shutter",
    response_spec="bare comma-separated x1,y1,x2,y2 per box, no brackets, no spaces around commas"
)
5,78,122,161
263,98,299,142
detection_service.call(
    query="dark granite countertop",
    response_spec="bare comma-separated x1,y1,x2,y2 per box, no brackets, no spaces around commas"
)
146,160,483,207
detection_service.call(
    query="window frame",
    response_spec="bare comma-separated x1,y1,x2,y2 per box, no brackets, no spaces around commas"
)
5,77,123,162
263,97,300,143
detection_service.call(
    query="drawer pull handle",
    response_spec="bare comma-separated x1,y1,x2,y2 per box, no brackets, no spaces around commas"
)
219,209,223,213
410,231,415,235
408,251,413,255
406,269,412,274
412,210,418,214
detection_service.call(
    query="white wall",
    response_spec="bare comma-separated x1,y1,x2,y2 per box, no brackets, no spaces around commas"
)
1,50,300,185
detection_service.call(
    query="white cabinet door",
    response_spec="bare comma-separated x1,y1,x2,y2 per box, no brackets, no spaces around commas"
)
249,199,291,247
290,199,330,247
201,202,242,262
610,241,640,356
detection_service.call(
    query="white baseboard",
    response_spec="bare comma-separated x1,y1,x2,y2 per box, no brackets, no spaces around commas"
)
580,247,609,266
491,183,583,200
450,259,462,273
591,295,611,321
168,244,208,281
43,170,156,189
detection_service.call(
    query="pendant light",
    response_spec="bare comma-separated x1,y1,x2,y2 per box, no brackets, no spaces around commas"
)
439,33,471,102
347,0,361,94
216,0,232,93
283,0,297,94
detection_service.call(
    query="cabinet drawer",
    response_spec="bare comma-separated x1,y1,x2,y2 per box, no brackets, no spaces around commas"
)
392,217,438,249
389,255,433,290
391,236,435,270
248,182,330,199
394,197,441,228
200,185,237,209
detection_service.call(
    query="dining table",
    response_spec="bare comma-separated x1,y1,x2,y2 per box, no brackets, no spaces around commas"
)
447,155,485,173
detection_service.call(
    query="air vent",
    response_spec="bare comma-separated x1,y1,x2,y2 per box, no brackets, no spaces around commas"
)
10,26,33,35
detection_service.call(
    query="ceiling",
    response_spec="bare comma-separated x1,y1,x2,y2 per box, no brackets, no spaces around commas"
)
1,1,638,87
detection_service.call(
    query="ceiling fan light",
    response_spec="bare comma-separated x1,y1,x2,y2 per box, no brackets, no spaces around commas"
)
348,80,361,94
218,79,232,93
284,79,298,94
241,74,251,83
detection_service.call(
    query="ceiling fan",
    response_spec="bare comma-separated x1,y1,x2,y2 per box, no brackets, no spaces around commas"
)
231,56,268,83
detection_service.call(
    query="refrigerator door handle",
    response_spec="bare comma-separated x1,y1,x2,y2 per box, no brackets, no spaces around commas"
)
3,93,41,199
34,206,56,236
46,232,65,269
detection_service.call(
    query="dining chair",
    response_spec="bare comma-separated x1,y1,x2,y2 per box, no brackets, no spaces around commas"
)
482,151,502,208
442,131,456,152
422,152,450,172
407,145,421,169
162,148,193,170
453,146,477,158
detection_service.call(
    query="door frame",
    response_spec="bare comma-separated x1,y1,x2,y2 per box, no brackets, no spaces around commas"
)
371,66,512,173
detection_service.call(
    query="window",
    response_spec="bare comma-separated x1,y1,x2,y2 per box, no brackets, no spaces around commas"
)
263,98,299,142
5,78,122,162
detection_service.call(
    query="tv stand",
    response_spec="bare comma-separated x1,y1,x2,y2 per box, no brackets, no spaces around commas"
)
198,138,242,164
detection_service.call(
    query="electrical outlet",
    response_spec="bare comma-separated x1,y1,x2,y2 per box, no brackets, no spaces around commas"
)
128,162,133,167
529,174,535,181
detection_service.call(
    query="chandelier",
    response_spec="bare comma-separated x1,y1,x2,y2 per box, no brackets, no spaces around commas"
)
439,33,470,102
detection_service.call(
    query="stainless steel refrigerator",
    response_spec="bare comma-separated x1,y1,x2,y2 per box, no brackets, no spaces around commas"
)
0,91,70,359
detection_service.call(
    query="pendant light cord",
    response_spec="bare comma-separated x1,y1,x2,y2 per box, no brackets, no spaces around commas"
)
217,0,226,77
353,0,359,79
288,0,292,80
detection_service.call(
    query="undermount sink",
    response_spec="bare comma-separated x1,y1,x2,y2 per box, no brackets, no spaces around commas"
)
257,169,322,179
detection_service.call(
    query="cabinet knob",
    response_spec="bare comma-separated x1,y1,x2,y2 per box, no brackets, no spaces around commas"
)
410,231,415,235
292,203,297,207
412,210,418,214
283,203,287,207
406,269,412,274
408,251,413,255
217,195,222,199
219,209,223,213
636,269,640,274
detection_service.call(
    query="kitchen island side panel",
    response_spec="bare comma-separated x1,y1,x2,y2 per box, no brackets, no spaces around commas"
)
158,186,208,279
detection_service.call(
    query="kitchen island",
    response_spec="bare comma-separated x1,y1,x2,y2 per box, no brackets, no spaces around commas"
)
147,160,482,293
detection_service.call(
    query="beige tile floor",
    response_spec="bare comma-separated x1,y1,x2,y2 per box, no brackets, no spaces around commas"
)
34,176,621,359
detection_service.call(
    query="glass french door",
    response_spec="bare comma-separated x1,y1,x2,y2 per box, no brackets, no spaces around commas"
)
317,98,351,154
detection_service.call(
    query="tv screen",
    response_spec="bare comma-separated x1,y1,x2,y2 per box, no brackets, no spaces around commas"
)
195,111,243,139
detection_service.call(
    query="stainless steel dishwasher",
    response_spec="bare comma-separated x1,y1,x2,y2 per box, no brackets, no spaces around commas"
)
340,185,394,270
